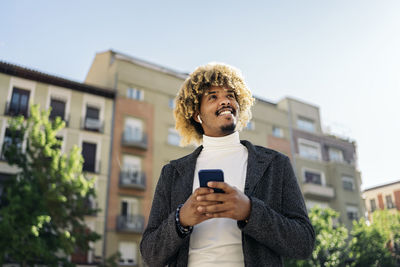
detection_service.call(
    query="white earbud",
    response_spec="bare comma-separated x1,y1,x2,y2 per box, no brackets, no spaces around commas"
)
197,115,202,124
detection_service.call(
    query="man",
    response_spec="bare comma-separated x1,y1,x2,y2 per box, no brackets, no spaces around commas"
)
140,63,315,266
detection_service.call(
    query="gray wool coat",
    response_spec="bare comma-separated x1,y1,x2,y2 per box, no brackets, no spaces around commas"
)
140,140,315,267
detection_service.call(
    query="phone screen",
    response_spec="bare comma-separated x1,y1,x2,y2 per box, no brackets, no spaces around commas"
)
198,169,225,193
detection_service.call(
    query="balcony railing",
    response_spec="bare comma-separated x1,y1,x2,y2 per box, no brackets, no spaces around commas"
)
121,132,148,149
302,182,335,200
81,117,104,133
116,215,145,233
4,101,29,117
119,171,146,190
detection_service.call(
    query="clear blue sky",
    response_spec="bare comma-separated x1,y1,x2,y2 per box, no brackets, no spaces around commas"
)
1,0,400,189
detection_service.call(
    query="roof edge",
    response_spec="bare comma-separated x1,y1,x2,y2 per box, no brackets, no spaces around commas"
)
109,50,189,80
0,61,115,99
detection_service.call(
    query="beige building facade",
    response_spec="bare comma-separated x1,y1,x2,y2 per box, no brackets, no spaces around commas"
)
0,61,114,264
363,180,400,220
278,97,364,229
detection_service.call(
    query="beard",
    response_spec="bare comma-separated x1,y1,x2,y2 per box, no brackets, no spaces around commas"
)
220,122,236,135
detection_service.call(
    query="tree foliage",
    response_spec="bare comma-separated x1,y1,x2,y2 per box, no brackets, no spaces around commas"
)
285,206,348,267
286,206,400,267
0,105,100,266
348,210,400,267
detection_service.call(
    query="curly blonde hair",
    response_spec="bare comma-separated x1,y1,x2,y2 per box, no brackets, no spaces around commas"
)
174,62,255,146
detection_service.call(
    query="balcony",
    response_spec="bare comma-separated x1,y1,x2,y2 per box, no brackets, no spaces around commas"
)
121,132,148,150
4,101,29,117
81,117,103,133
116,215,145,233
119,171,146,190
302,182,335,200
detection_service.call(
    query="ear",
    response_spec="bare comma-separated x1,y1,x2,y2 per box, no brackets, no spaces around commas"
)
193,112,200,123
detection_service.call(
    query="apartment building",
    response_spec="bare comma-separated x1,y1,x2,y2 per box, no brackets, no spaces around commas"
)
0,61,115,264
85,50,364,263
363,180,400,220
277,97,363,229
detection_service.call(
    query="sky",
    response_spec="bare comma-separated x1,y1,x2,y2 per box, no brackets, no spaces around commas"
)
1,0,399,189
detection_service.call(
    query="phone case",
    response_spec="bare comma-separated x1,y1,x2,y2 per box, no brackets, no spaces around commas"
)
198,169,225,193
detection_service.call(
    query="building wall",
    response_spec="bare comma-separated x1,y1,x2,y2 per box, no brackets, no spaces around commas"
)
363,181,400,220
85,51,194,196
105,97,154,263
282,97,364,230
0,72,113,263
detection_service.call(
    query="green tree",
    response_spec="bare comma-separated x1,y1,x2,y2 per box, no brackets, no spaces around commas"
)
285,206,348,267
348,210,400,267
0,105,100,266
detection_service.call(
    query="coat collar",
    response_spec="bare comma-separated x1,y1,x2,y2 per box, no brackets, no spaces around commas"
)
170,140,276,197
241,140,276,194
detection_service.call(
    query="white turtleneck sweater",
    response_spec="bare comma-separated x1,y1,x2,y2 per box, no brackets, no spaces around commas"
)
188,131,248,267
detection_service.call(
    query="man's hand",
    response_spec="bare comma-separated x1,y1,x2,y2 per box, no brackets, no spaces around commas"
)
195,182,251,221
179,187,219,227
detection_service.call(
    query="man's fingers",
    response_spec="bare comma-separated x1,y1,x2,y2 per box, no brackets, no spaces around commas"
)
194,187,214,197
196,193,224,202
196,201,220,207
207,181,235,193
197,203,228,213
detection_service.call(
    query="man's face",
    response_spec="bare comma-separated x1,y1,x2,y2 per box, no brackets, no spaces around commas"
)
194,86,240,137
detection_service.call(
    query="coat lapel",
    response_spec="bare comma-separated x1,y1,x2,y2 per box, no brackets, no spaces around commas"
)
241,140,275,195
170,146,203,204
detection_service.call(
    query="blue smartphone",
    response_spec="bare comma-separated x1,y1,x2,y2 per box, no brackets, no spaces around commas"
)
198,169,225,193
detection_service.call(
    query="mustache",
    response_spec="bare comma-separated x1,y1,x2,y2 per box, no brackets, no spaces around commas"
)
215,106,236,116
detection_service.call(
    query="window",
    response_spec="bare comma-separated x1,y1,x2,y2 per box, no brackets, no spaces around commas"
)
297,117,315,132
82,142,97,172
329,147,344,162
272,126,284,138
118,242,137,265
304,170,323,185
121,198,139,217
8,87,30,117
346,205,359,221
168,98,176,109
84,106,101,131
167,127,181,146
124,118,143,142
342,176,355,191
121,155,142,185
370,199,377,212
49,98,66,121
127,88,143,101
386,195,395,209
245,121,255,131
1,128,23,160
298,139,321,160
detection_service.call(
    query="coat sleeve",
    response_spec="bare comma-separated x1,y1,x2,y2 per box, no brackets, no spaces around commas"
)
238,155,315,259
140,165,189,266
